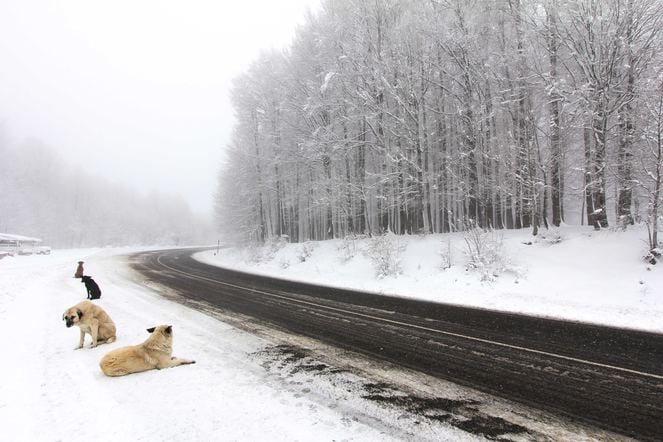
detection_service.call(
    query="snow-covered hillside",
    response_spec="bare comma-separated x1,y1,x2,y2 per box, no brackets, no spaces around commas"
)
198,225,663,333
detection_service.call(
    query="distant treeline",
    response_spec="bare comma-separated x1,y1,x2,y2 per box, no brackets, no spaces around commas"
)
217,0,663,244
0,138,210,248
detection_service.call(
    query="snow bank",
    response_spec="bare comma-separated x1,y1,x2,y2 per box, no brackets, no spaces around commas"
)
197,225,663,333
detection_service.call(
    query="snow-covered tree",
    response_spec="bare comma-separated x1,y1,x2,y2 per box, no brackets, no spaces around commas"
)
216,0,663,245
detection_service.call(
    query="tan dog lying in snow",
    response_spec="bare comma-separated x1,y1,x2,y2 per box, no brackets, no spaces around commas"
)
99,325,195,376
62,300,116,349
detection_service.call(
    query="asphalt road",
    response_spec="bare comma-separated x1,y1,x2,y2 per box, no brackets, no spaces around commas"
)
130,248,663,441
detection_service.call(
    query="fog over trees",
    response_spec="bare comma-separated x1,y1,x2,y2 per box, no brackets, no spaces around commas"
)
0,135,210,248
216,0,663,247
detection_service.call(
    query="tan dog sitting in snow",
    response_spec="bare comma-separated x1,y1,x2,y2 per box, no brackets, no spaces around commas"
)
99,325,195,377
62,300,117,349
74,261,84,278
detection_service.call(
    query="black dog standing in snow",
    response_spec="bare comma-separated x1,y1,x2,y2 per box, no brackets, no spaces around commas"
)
81,275,102,300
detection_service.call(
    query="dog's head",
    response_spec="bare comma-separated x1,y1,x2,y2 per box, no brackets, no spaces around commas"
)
80,276,91,284
146,325,173,345
62,307,83,328
147,325,172,335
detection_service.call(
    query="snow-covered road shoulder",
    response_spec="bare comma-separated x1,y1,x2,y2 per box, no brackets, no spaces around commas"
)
1,248,471,441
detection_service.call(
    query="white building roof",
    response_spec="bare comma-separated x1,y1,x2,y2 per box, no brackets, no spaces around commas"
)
0,233,42,243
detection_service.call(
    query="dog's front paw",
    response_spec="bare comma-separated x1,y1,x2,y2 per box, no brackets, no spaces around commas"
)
75,345,83,350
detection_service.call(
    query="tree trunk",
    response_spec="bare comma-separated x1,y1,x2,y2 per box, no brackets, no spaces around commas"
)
547,4,563,226
584,124,598,229
617,0,635,228
592,109,609,228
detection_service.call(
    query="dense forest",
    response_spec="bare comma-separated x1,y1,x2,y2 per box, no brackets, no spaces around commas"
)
216,0,663,247
0,137,210,248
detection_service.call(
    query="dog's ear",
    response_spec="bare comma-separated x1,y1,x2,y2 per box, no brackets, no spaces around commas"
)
146,327,156,333
76,309,83,318
165,325,172,334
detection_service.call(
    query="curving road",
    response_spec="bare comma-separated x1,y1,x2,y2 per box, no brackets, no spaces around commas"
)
130,248,663,441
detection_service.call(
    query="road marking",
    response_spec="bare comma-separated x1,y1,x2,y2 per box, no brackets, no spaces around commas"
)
155,254,663,381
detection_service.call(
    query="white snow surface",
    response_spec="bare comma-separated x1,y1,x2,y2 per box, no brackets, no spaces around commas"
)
0,248,477,442
2,225,661,441
198,225,663,333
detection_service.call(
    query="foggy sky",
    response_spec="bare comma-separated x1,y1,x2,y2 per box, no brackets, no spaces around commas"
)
0,0,319,218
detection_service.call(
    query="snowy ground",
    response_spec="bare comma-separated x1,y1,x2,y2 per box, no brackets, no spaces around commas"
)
198,225,663,333
1,226,656,441
0,248,485,442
